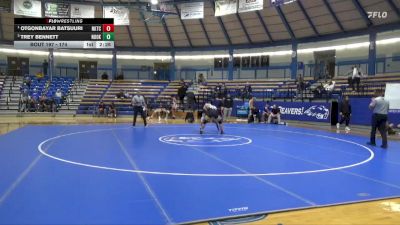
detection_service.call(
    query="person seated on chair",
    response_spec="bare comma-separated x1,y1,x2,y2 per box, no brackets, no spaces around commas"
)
312,82,324,97
213,83,223,99
24,76,31,88
323,80,335,92
101,72,108,80
262,102,271,123
267,104,281,124
46,97,56,112
54,89,63,107
39,95,48,112
123,90,130,99
115,89,125,99
200,103,224,134
28,97,37,112
98,101,106,116
108,102,117,118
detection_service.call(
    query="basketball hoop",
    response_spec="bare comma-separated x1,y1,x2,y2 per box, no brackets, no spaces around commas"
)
141,11,163,24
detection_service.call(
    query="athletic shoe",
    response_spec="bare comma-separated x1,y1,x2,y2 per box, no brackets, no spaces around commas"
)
381,145,388,149
200,130,203,134
366,142,376,146
336,123,340,129
345,126,351,131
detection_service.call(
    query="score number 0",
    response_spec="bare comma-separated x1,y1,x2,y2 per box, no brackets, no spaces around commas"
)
102,24,114,32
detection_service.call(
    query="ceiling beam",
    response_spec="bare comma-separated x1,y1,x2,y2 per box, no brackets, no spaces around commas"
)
217,17,232,45
297,0,319,36
122,0,135,47
236,13,252,44
255,11,273,42
387,0,400,19
126,26,135,47
276,6,295,39
351,0,373,27
174,5,193,47
210,0,232,45
142,19,154,47
199,19,212,46
3,22,400,52
322,0,345,32
0,13,3,40
110,22,400,52
135,0,154,47
161,18,174,48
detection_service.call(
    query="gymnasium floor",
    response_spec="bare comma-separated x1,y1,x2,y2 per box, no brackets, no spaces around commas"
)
0,117,399,225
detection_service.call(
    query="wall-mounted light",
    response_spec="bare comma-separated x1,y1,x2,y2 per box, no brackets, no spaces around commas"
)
298,42,370,54
175,54,230,60
376,37,400,45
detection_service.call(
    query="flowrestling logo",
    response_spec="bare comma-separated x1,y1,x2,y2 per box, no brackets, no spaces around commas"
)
278,105,329,120
159,134,252,147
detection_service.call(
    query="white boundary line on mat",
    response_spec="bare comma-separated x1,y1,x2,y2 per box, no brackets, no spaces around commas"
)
37,126,374,177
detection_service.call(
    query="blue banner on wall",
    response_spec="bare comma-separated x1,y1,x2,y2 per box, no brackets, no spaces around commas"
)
234,98,399,125
349,97,400,126
234,101,332,123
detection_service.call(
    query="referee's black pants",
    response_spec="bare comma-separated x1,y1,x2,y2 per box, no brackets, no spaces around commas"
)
133,106,147,126
370,113,388,147
339,113,351,126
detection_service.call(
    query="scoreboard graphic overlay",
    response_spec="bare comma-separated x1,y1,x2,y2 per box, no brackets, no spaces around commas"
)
14,18,114,49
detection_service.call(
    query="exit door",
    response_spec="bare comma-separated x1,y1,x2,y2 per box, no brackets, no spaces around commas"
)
7,57,29,77
79,61,98,79
154,63,170,80
314,50,336,80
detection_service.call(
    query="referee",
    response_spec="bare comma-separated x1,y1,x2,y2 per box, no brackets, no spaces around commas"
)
131,93,147,127
368,90,389,148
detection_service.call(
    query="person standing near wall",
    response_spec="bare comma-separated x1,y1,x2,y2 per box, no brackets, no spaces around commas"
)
42,60,49,77
248,96,259,123
367,90,390,149
132,92,148,127
296,74,305,98
353,66,363,92
337,95,352,131
223,94,233,121
177,84,187,109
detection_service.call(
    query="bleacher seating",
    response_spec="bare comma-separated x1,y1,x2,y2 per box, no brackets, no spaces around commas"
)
333,74,400,96
77,80,168,115
45,77,74,98
0,75,5,96
78,79,111,114
74,74,400,116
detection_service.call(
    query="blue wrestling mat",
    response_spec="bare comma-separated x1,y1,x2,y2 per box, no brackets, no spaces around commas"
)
0,124,399,224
